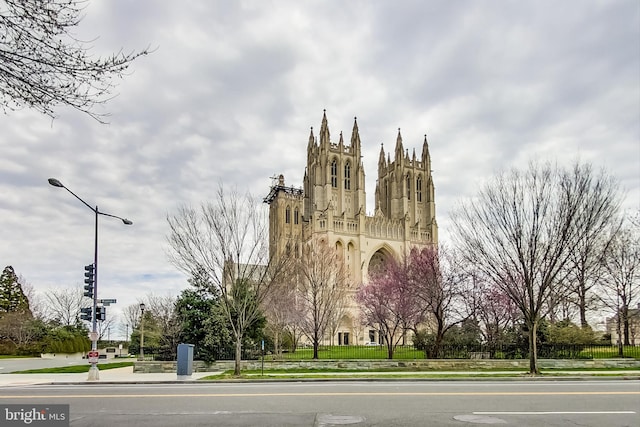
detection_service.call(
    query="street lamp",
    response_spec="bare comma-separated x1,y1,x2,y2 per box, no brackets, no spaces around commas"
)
139,303,145,361
48,178,132,381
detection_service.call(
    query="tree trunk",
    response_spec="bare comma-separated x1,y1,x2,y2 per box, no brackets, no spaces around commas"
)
234,336,242,376
578,284,588,328
433,317,445,359
616,315,624,357
528,320,539,375
622,305,630,346
274,330,280,357
313,330,319,359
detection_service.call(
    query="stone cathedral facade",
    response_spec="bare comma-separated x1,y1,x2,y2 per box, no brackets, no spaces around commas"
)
264,111,438,345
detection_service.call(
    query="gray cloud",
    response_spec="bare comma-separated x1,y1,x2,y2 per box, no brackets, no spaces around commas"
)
0,0,637,338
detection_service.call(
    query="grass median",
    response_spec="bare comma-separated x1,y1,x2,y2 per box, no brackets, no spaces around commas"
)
198,367,640,381
11,361,134,374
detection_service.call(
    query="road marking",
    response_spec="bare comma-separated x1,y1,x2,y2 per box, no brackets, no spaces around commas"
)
475,411,637,415
1,391,639,399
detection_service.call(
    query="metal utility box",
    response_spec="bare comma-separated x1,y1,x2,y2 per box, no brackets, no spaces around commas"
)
176,343,194,379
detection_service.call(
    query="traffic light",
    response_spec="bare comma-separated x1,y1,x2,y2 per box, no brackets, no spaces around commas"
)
96,306,106,321
80,307,92,321
83,264,95,298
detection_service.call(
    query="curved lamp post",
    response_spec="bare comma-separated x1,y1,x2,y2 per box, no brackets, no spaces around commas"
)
48,178,132,381
139,303,146,361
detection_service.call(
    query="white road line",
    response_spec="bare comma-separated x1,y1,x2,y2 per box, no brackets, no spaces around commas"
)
475,411,636,415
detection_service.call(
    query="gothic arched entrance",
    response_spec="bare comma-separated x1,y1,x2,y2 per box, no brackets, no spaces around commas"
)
365,246,394,279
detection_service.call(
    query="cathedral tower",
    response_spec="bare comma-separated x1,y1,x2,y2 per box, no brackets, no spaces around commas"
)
264,111,438,345
266,111,437,283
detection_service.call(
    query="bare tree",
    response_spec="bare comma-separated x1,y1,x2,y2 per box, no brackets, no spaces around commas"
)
42,285,84,326
0,0,148,121
357,254,423,359
18,276,45,320
451,161,619,374
474,279,519,349
327,304,350,346
599,222,640,352
563,165,621,327
408,245,474,358
167,185,288,375
0,310,37,349
97,316,116,341
294,237,349,359
262,279,298,356
145,293,180,360
122,302,144,332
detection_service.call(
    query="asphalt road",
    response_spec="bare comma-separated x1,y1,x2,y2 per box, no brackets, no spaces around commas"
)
1,380,638,426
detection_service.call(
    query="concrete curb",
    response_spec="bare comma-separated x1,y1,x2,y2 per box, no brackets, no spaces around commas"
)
7,376,640,386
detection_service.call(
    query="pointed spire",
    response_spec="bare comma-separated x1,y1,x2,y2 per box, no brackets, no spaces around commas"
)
320,109,330,148
422,134,431,171
378,143,386,175
422,134,430,156
338,131,344,148
412,148,416,162
394,128,404,162
307,126,315,150
350,116,361,153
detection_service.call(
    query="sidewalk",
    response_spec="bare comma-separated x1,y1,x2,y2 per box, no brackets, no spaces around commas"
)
1,367,639,386
0,367,219,387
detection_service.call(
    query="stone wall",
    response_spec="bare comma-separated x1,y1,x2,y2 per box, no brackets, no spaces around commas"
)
41,352,84,360
133,358,640,373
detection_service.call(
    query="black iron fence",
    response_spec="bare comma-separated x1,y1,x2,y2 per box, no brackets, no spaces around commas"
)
418,343,640,360
142,343,640,361
245,343,639,361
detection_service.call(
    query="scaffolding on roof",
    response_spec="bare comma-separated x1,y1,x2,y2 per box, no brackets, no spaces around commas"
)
263,183,303,204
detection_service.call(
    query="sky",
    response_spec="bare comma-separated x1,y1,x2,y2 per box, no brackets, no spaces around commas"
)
1,0,638,339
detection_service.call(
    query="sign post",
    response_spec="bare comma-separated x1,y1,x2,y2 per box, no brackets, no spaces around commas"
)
261,339,265,376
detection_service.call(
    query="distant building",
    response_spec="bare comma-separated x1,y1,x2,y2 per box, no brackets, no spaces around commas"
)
264,111,438,345
606,304,640,345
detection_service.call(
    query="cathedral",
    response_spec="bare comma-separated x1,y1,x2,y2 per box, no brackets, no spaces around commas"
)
264,111,438,344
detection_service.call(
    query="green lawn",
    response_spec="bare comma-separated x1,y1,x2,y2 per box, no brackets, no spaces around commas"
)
12,361,134,374
265,345,425,360
260,344,640,361
198,367,638,381
577,345,640,359
199,371,530,380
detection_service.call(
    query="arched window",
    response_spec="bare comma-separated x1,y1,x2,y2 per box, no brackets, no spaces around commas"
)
331,159,338,188
294,208,299,225
406,174,411,200
416,176,422,202
285,206,291,224
344,162,351,190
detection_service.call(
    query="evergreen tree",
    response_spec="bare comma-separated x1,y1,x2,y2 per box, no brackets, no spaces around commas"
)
176,269,266,363
176,288,219,362
0,266,31,315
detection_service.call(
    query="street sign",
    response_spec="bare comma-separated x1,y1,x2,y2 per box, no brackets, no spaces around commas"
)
99,299,117,306
89,332,98,342
87,350,99,364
